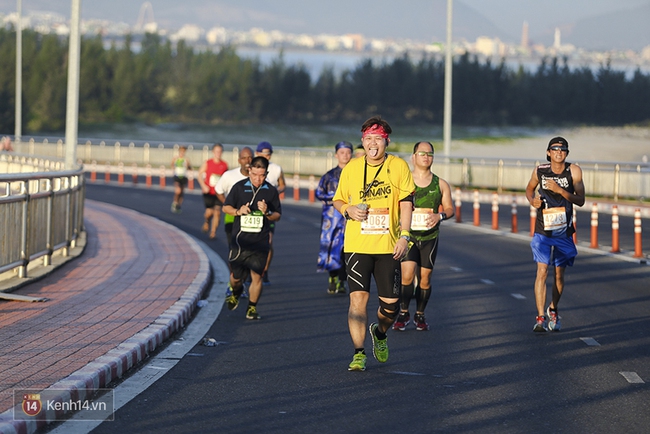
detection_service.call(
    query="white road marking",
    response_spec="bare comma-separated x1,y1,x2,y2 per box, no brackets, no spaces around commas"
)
450,267,463,272
511,293,526,299
390,371,426,376
481,279,494,285
620,372,645,384
580,337,601,346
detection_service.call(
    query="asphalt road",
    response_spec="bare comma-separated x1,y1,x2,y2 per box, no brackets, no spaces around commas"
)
67,184,649,433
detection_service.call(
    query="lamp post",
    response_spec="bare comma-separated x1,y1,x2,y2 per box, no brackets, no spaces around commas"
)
443,0,453,158
15,0,22,145
65,0,81,169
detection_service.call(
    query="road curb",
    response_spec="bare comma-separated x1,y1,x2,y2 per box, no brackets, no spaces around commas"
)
0,210,212,434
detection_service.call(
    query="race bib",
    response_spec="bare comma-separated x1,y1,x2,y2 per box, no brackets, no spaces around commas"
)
542,207,567,231
174,166,187,177
361,208,390,235
209,174,220,187
241,214,264,233
411,208,434,231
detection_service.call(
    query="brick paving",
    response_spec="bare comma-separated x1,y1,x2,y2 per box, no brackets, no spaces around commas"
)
0,200,210,433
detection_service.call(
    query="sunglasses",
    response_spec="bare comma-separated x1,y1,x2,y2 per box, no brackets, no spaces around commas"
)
549,146,568,152
415,151,434,157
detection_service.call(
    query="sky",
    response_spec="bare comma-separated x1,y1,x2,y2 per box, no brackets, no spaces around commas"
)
1,0,648,50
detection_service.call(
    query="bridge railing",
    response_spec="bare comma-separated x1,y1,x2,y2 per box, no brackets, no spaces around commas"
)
0,152,85,280
10,136,650,201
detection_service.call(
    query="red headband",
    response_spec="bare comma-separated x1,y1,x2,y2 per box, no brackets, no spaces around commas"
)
362,124,389,139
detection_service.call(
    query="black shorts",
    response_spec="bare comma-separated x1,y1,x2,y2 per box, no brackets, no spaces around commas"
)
203,193,223,209
344,253,400,298
229,249,268,278
173,176,188,186
404,237,439,269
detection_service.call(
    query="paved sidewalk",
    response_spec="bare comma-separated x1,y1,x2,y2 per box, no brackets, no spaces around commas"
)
0,200,211,434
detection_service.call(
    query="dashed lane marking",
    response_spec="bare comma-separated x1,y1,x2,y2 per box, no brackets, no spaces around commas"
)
511,293,526,299
580,337,601,346
481,279,494,285
390,371,426,376
620,372,645,384
450,267,463,272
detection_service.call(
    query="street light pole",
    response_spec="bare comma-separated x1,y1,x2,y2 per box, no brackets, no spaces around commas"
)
443,0,453,157
15,0,22,145
64,0,81,169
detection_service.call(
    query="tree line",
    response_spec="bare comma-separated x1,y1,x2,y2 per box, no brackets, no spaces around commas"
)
1,28,649,133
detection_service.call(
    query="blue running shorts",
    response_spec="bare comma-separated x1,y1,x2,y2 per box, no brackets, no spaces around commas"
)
530,233,577,267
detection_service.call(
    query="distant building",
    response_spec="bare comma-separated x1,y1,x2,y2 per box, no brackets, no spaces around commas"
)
521,21,529,49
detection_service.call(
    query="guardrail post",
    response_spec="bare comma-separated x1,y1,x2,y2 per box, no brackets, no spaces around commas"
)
104,162,111,183
590,203,599,248
90,160,97,182
293,174,300,201
454,187,462,223
473,190,480,226
159,165,166,189
511,195,518,233
634,209,643,258
188,171,195,190
308,175,315,203
117,162,124,185
611,205,620,253
146,164,152,187
491,192,499,230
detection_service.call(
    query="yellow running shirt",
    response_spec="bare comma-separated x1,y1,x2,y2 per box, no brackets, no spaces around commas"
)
334,154,414,254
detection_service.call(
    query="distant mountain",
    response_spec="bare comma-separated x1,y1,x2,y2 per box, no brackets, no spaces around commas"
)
558,3,650,51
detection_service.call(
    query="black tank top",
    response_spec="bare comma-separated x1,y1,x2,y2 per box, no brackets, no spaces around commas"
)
535,162,575,237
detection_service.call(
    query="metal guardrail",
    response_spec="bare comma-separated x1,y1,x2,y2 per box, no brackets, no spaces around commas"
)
0,152,85,279
9,136,650,201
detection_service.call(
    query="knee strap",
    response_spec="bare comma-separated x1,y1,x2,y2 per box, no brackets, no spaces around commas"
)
379,298,399,319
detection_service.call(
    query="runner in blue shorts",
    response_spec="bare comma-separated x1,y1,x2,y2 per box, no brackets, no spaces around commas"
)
525,137,585,332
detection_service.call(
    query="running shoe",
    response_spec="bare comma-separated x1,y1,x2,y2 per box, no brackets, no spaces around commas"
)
414,313,430,331
348,353,367,371
369,323,389,363
246,305,261,320
225,285,233,297
392,312,410,331
532,315,548,332
201,221,209,233
225,293,239,311
335,280,346,294
327,276,338,294
546,307,561,331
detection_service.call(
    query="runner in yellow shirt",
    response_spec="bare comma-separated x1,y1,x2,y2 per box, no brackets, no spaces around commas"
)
333,115,415,371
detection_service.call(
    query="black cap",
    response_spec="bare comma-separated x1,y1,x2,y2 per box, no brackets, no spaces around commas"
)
546,136,569,161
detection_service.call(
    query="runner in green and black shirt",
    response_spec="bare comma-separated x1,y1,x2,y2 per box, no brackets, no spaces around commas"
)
393,141,454,332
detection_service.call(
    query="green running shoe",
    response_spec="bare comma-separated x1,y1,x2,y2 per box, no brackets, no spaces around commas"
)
369,322,389,363
348,353,367,371
246,305,261,320
225,293,239,311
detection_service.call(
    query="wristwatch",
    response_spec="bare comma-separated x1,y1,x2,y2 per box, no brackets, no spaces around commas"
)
400,234,410,242
439,212,447,221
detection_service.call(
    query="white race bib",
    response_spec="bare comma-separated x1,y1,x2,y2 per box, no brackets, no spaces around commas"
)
411,208,434,231
241,214,264,233
209,174,220,187
542,207,567,231
361,208,390,235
